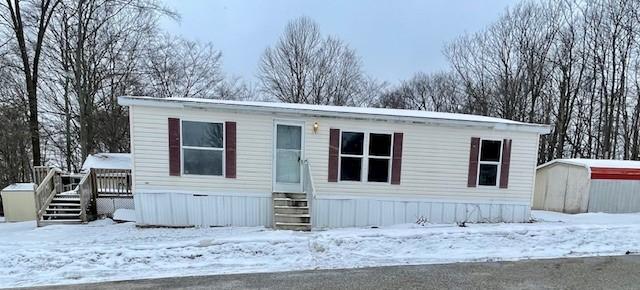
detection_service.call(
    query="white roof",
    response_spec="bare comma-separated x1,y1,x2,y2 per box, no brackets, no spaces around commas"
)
81,153,131,171
538,158,640,170
118,96,550,134
2,183,35,192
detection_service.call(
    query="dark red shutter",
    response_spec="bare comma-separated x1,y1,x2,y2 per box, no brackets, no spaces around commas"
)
391,132,404,185
168,118,181,176
499,139,512,188
467,137,480,187
225,121,237,179
328,128,340,182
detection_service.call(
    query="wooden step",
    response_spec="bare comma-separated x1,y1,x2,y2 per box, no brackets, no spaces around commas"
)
273,192,307,199
52,197,80,202
43,213,80,218
54,193,80,197
273,198,308,207
46,207,81,212
273,198,308,202
275,213,310,218
274,222,311,231
274,213,310,224
39,220,83,226
274,206,309,215
48,203,82,207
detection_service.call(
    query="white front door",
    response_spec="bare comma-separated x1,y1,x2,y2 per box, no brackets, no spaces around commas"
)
273,121,304,193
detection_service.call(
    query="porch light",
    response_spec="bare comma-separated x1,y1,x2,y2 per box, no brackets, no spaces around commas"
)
313,122,319,133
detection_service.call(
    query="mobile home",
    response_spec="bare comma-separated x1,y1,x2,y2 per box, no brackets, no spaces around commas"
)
119,96,550,229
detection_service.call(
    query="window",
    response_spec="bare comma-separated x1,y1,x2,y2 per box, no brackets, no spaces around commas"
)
182,121,224,175
478,140,502,186
340,132,364,181
339,131,392,182
368,133,392,182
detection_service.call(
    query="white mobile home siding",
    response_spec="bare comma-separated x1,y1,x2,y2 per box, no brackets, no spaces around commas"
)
130,105,540,227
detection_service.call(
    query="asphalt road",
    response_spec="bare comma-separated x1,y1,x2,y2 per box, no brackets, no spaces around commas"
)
21,255,640,290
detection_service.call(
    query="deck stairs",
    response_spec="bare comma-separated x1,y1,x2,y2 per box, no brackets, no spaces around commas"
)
39,191,83,225
273,192,311,231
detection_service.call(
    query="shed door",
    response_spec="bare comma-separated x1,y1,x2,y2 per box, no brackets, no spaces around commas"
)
273,122,304,193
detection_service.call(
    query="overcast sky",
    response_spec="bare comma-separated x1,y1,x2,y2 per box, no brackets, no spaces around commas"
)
161,0,518,83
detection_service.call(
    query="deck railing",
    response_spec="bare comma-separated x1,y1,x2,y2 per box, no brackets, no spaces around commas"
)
35,168,62,226
76,172,94,222
33,166,51,186
91,168,132,196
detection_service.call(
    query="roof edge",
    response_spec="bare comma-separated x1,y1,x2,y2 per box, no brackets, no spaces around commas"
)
536,159,591,171
119,96,551,134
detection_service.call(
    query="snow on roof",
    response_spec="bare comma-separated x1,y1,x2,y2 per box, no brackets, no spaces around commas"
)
2,183,35,192
539,158,640,170
81,153,131,171
118,96,550,133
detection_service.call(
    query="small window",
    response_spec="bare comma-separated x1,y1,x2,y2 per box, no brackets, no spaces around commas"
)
478,140,502,186
182,121,224,175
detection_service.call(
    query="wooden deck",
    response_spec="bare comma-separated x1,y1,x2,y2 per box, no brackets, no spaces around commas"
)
33,167,133,226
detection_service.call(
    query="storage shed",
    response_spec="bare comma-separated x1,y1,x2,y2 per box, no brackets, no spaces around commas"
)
533,159,640,213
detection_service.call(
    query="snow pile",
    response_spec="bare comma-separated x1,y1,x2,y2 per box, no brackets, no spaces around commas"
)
532,210,640,224
1,211,640,288
112,209,136,222
81,153,131,172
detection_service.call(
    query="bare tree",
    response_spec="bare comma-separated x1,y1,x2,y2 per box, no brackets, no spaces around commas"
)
376,72,462,112
259,16,365,105
1,0,61,166
142,35,224,99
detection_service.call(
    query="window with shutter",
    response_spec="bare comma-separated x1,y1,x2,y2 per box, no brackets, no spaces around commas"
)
468,138,511,188
336,131,395,183
181,120,224,176
478,140,502,186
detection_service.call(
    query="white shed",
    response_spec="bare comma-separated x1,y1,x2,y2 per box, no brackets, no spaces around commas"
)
119,96,550,229
534,159,640,214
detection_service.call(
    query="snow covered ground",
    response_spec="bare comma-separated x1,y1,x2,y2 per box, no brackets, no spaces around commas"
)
1,210,640,288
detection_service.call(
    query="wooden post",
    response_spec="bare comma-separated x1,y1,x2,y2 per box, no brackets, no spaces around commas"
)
90,169,98,217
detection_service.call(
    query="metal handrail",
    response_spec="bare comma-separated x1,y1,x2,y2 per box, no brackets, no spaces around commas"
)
302,159,316,199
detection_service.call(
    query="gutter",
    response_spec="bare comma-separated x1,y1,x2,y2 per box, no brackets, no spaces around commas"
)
118,96,552,134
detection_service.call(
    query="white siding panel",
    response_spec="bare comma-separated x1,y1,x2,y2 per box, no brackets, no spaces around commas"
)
312,197,530,228
134,192,272,227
